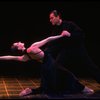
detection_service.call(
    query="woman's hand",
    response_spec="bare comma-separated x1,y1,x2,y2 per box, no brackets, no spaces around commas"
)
61,30,71,37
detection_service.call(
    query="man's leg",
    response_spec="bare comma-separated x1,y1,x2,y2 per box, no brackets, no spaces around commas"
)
81,55,100,84
54,49,94,94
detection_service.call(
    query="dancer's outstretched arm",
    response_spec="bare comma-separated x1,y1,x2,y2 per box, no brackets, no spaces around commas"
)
31,32,69,48
0,55,29,62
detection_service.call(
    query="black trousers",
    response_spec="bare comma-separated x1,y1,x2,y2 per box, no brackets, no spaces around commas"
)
40,51,85,94
55,47,100,84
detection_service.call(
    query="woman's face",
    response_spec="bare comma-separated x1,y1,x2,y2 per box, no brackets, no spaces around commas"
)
13,42,25,50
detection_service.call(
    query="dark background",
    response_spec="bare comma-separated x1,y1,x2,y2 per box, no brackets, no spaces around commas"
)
0,1,100,78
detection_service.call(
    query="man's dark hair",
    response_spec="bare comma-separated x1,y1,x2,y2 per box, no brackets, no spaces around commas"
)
51,10,61,17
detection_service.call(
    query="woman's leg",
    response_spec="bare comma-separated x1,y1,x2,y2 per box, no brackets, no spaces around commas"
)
40,53,57,94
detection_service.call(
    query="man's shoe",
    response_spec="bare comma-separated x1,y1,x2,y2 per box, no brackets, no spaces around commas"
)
82,86,94,95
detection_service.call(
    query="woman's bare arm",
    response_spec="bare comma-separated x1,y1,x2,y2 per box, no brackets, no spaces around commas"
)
31,33,69,48
0,55,29,62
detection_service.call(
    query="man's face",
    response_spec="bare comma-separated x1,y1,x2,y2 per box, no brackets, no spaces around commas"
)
49,13,59,25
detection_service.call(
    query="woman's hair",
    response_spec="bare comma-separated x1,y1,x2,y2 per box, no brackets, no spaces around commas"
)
11,43,23,54
11,44,17,50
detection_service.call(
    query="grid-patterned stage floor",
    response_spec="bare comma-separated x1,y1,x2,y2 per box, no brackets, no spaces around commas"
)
0,76,100,99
